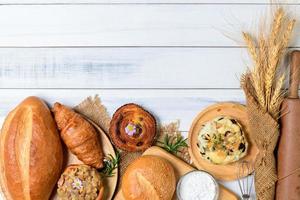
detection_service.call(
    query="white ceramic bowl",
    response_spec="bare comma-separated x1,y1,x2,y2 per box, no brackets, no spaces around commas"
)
176,170,219,200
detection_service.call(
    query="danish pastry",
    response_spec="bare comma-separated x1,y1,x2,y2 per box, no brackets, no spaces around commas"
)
109,103,156,152
198,116,248,165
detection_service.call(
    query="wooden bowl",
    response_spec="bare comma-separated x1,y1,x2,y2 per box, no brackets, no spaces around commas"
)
188,102,259,181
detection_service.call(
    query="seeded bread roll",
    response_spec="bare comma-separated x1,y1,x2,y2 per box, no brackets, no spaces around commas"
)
121,155,176,200
198,116,248,165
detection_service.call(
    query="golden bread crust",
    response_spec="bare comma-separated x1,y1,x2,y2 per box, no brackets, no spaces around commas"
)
53,102,104,169
0,96,63,200
122,155,176,200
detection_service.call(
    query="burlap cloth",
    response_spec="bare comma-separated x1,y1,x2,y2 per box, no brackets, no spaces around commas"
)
244,93,279,200
74,95,190,195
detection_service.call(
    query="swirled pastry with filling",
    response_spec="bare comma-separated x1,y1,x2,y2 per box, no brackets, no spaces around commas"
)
109,103,156,152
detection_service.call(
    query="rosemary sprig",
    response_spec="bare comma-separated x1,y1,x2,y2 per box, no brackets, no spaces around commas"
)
101,151,120,177
157,134,188,154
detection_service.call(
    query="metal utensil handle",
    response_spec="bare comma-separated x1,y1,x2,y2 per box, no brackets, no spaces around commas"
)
289,50,300,98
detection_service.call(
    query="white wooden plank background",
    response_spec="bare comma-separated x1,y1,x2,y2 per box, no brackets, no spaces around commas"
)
0,1,297,199
0,47,251,88
0,0,299,4
0,4,297,47
0,89,244,131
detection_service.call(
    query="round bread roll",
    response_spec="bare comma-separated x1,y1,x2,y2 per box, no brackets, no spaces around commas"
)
121,155,176,200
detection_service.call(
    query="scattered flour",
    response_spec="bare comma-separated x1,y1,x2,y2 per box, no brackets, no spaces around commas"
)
177,171,218,200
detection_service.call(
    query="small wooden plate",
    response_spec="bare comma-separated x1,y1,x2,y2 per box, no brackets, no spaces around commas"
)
188,102,259,181
52,120,118,200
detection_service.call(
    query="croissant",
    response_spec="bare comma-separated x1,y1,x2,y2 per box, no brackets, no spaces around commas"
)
53,102,104,169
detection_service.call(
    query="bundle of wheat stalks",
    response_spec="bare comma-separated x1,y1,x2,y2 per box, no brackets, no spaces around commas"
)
241,8,295,119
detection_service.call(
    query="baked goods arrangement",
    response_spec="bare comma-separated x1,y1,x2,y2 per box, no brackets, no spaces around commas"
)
0,96,245,200
0,97,117,200
0,7,299,200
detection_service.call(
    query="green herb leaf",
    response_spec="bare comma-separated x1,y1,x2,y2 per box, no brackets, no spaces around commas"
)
101,151,120,177
158,135,188,154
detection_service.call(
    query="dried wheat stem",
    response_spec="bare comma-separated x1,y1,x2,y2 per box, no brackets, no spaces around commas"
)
259,37,268,71
281,19,296,49
243,32,259,65
243,32,266,107
242,7,295,118
269,8,284,46
252,69,266,108
270,74,285,117
265,43,280,108
266,19,294,111
264,8,286,108
256,36,268,108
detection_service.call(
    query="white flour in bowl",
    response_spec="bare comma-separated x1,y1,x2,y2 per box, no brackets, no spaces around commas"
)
177,171,218,200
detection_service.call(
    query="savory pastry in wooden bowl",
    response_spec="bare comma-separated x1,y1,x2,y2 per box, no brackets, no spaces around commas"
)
121,155,176,200
0,96,63,200
198,116,248,165
53,102,104,169
188,102,259,181
109,103,156,152
57,164,104,200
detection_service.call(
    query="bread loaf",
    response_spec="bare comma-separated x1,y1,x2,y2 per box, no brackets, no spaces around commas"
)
121,155,176,200
0,96,63,200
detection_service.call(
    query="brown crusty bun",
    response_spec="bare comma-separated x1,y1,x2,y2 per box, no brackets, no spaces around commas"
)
121,155,176,200
0,96,63,200
57,164,104,200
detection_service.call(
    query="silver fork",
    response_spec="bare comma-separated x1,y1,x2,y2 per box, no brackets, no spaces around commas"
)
237,161,255,200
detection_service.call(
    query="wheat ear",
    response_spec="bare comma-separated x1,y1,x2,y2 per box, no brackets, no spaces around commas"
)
269,8,284,46
265,43,280,108
270,74,285,118
243,32,259,65
258,36,268,71
243,33,266,108
281,19,296,49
